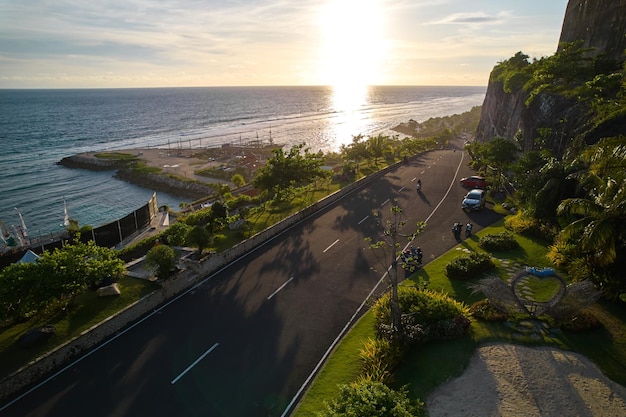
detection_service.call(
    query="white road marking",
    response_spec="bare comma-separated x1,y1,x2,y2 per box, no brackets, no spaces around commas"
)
399,186,405,192
171,342,219,384
381,199,390,206
267,277,295,300
358,216,369,225
323,239,340,253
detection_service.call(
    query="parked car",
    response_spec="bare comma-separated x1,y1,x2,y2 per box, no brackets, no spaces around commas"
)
460,175,489,189
462,189,486,211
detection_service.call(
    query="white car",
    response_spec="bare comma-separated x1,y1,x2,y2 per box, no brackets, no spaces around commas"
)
462,189,486,211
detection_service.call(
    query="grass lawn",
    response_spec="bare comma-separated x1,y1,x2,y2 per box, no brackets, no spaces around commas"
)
292,218,626,417
0,275,158,379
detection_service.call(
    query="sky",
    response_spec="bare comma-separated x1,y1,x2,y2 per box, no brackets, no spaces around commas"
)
0,0,570,89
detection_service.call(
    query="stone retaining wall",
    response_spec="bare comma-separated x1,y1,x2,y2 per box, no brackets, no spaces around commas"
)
0,159,401,403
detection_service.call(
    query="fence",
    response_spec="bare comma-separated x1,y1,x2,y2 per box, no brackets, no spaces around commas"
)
0,193,159,269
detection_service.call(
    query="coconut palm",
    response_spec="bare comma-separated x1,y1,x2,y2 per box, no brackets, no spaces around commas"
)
557,137,626,267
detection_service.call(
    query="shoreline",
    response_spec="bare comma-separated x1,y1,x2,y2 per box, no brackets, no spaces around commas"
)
58,144,282,201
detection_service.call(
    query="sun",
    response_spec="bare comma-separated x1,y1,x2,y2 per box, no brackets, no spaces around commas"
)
318,0,387,91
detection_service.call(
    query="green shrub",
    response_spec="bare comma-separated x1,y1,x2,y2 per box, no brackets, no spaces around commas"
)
144,244,177,280
478,232,520,251
318,378,425,417
504,212,556,241
557,310,601,332
445,251,495,280
372,287,471,345
359,337,402,385
469,299,508,321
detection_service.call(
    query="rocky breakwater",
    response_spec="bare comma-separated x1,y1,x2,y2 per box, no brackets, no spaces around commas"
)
58,152,216,200
114,167,214,200
58,154,127,171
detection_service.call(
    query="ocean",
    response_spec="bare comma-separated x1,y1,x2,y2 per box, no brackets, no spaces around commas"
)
0,85,485,238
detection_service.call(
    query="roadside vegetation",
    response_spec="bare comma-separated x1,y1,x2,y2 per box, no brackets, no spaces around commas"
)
0,109,477,380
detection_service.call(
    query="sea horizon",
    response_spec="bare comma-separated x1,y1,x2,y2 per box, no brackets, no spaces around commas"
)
0,85,486,240
0,84,487,90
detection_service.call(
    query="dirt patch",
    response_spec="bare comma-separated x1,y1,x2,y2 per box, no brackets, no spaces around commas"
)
426,343,626,417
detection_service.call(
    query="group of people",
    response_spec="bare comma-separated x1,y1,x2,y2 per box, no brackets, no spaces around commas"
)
401,245,423,265
452,221,473,242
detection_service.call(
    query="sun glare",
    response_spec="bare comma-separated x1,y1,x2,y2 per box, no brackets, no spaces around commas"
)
318,0,387,91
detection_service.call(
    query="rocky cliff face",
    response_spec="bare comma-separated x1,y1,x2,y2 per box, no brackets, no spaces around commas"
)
475,0,626,153
559,0,626,63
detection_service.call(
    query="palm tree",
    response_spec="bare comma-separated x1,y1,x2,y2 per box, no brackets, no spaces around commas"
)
557,178,626,266
557,137,626,267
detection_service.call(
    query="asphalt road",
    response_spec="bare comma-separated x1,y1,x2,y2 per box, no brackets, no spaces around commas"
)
1,144,502,417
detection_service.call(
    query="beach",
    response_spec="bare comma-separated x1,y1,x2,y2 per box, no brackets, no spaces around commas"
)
426,343,626,417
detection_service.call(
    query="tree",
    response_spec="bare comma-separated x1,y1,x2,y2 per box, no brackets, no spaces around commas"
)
484,137,519,192
231,173,246,188
36,239,125,308
145,244,177,280
367,134,391,165
557,138,626,267
318,378,424,417
163,222,192,246
207,201,229,232
0,262,43,321
340,134,370,176
0,240,126,317
366,205,426,342
186,225,214,255
253,143,329,201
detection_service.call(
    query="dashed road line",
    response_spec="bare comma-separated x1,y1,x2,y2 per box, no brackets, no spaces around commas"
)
171,342,219,384
267,277,295,300
323,239,340,253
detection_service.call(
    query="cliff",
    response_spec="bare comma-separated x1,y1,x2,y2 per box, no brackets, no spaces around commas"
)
475,0,626,154
559,0,626,63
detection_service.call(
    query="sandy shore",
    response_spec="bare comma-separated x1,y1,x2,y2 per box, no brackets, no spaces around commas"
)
426,343,626,417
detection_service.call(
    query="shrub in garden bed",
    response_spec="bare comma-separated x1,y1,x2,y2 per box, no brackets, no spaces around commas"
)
469,299,508,321
445,251,495,280
478,232,520,251
556,310,601,332
359,337,403,385
372,286,471,345
318,378,425,417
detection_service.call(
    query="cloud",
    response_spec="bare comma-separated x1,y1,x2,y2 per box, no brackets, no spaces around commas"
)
0,0,568,87
432,11,512,25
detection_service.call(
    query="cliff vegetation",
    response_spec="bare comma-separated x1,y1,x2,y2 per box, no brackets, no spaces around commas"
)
469,40,626,301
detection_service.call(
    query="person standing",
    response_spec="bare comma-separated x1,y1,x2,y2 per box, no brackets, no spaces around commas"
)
452,222,462,242
465,222,473,238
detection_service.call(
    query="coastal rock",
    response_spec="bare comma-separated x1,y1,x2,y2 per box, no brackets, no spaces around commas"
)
97,283,121,297
115,168,215,200
57,155,125,170
19,325,56,348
